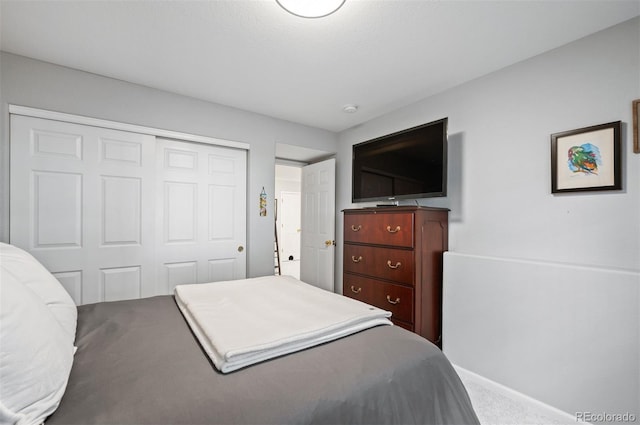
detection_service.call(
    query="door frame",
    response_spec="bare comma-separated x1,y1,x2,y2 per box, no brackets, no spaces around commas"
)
9,105,250,150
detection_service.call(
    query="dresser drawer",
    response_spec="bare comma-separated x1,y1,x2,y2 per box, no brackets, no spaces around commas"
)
343,273,414,324
344,244,414,285
344,213,414,247
343,273,373,305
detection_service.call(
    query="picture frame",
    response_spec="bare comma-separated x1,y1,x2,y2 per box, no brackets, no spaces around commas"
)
634,99,639,154
551,121,621,193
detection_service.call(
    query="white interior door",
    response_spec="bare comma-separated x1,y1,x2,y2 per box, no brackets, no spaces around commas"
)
300,158,336,291
10,115,156,304
155,138,246,294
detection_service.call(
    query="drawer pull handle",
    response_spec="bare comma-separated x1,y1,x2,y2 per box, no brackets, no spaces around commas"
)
386,295,400,305
351,225,362,232
351,255,363,263
350,285,362,294
386,225,401,233
387,260,401,269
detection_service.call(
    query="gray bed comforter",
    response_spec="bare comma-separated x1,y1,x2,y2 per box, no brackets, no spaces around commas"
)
47,295,479,425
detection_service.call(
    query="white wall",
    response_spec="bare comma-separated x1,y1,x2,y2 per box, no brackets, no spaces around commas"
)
0,52,338,278
444,252,639,421
336,17,639,420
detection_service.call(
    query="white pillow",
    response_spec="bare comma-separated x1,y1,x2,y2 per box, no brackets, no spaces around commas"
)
0,243,77,342
0,269,74,425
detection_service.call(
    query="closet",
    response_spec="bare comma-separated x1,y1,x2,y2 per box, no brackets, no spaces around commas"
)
10,112,247,305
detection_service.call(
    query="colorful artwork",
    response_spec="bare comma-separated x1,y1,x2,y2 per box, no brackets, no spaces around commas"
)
567,143,602,175
551,121,621,193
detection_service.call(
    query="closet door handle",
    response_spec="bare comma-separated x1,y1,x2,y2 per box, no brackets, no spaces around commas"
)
351,225,362,232
386,225,401,233
386,295,400,305
350,285,362,294
351,255,363,263
387,260,401,269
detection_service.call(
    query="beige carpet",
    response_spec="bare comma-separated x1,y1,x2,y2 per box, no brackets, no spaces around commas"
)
458,371,573,425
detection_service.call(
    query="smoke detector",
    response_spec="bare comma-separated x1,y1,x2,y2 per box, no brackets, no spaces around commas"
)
343,104,358,113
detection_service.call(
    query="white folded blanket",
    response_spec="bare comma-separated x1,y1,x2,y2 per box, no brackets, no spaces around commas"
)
174,275,392,373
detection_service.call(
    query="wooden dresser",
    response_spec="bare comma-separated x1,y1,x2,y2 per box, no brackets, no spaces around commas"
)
342,206,448,347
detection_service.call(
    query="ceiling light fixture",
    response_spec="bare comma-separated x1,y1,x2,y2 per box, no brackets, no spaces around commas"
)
276,0,346,18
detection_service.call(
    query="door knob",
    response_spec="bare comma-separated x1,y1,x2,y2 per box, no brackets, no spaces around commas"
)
324,240,335,247
237,245,244,252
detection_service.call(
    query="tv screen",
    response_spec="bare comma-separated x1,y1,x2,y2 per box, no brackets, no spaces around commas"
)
352,118,447,203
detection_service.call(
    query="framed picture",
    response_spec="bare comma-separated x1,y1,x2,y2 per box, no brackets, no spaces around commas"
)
551,121,621,193
634,99,639,154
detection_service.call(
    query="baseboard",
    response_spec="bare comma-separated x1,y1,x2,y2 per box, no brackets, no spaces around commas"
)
454,364,586,425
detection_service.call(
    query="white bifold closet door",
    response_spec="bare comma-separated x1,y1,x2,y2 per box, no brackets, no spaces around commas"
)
10,115,246,305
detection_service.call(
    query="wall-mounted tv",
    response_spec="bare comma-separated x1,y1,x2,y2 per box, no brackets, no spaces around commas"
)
352,118,448,203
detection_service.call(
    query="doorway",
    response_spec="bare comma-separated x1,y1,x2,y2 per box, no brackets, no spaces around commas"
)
274,157,336,292
274,142,336,291
275,163,302,279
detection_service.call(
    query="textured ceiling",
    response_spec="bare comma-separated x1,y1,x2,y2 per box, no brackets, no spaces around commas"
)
1,0,638,132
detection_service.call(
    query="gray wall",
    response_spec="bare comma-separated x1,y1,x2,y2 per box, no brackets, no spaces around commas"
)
0,52,338,278
336,17,639,419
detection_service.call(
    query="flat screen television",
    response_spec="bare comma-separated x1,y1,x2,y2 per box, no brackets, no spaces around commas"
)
352,118,448,203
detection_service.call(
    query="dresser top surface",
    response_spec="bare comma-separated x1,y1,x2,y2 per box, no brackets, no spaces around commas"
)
343,206,450,214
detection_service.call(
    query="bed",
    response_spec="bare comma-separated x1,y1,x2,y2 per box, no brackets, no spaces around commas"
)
0,243,480,425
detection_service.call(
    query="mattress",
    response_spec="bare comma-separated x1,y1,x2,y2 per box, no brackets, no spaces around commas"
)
46,295,479,425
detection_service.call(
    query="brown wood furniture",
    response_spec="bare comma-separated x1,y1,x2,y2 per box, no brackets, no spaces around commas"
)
342,206,448,347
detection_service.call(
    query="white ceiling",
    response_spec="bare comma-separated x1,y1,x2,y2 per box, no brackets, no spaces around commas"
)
1,0,638,133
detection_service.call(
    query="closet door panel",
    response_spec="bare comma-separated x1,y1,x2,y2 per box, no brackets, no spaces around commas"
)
155,138,246,294
10,115,156,304
32,170,83,248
